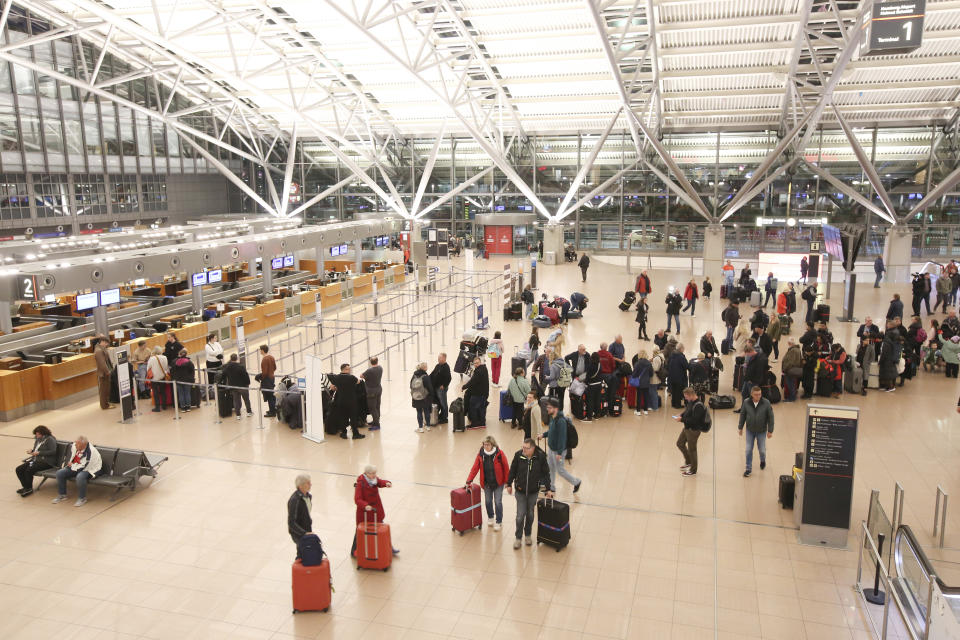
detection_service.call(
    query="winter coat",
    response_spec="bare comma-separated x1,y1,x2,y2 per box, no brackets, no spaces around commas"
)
744,351,769,385
702,280,712,297
777,292,788,315
635,302,647,325
942,340,960,365
665,293,682,315
171,356,195,383
767,315,782,342
467,447,511,487
733,322,751,353
635,273,651,294
64,442,103,475
354,475,388,524
507,375,531,403
219,361,250,387
879,333,902,380
507,446,552,494
722,304,740,328
578,255,590,269
683,283,698,300
887,298,904,320
737,397,775,434
667,352,688,386
410,369,435,410
937,275,952,296
651,353,666,384
781,345,803,374
631,358,652,390
163,340,183,364
700,335,719,357
287,490,312,543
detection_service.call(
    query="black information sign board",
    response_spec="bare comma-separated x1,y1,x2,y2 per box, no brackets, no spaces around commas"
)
801,405,859,530
867,0,925,54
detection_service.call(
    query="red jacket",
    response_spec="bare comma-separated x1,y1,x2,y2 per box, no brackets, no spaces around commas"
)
597,350,615,374
683,283,698,300
355,474,388,524
635,274,651,294
777,292,788,315
466,447,510,487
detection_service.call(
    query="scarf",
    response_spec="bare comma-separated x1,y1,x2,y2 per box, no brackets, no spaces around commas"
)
482,447,497,456
364,474,378,487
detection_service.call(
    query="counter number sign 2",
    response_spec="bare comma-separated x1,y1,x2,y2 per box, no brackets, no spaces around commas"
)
19,275,39,301
867,0,925,54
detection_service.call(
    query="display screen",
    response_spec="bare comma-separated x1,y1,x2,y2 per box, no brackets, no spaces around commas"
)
283,255,294,267
43,294,56,303
99,288,120,306
329,245,340,257
207,269,222,284
821,225,845,261
340,243,348,255
375,237,383,247
76,292,99,311
270,257,284,269
192,272,208,287
133,278,146,286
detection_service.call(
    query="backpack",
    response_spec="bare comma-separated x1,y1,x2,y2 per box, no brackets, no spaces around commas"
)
697,402,711,432
917,328,927,343
410,374,429,400
557,363,573,388
654,356,667,381
566,419,578,449
297,533,324,566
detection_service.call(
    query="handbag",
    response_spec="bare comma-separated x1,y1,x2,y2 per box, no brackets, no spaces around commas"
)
628,376,641,388
896,357,906,374
568,378,586,397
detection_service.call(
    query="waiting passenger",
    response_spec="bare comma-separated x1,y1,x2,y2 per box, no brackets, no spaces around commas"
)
131,340,152,398
15,425,57,497
259,345,277,418
146,346,170,412
52,435,102,507
171,348,195,412
287,474,314,549
220,353,253,419
204,333,224,385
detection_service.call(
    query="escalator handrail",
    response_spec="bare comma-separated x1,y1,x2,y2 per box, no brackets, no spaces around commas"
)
897,525,960,595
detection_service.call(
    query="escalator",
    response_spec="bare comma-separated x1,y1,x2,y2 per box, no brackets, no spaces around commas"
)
891,525,960,639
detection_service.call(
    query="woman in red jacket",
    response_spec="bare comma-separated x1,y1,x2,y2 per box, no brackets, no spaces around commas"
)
682,278,699,316
351,464,398,556
465,435,511,531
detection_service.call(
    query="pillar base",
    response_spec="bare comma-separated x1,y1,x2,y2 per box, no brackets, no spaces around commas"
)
884,226,913,285
542,223,564,265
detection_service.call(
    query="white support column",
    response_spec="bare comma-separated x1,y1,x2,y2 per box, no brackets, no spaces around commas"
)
884,226,914,285
0,301,12,334
262,260,273,295
315,246,325,276
542,223,564,265
703,224,725,284
354,239,362,273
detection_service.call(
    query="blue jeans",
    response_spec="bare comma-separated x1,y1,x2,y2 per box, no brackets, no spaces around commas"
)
514,491,537,539
176,382,191,409
436,386,448,422
726,325,734,343
547,447,579,488
56,468,92,499
874,271,883,287
744,430,767,473
136,364,148,393
415,405,429,428
682,299,696,315
484,485,504,523
666,313,680,332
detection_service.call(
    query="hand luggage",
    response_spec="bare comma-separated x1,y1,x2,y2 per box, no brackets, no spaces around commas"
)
356,513,392,571
292,558,331,613
566,310,582,319
511,356,528,374
430,404,440,425
450,397,466,432
217,386,233,417
609,397,623,417
568,378,586,397
453,352,471,374
451,484,482,534
569,393,587,420
499,390,513,422
844,363,864,394
816,304,830,323
721,337,733,355
533,315,552,328
709,394,735,409
190,385,201,408
297,534,325,566
720,284,728,299
542,306,560,325
778,475,795,509
750,291,762,307
764,385,781,404
626,385,637,409
779,314,793,334
537,498,570,551
866,360,880,389
709,368,720,394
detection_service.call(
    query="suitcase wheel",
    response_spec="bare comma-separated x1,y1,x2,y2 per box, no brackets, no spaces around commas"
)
383,567,388,572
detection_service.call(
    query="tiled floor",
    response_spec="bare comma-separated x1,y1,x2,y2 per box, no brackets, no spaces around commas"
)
2,254,959,639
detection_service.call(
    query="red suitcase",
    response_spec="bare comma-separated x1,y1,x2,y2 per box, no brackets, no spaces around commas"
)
292,558,331,613
451,484,482,535
626,385,637,409
542,306,560,325
356,513,392,571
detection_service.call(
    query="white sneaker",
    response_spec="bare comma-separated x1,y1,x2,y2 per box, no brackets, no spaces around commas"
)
51,495,67,504
643,410,649,415
236,415,242,420
416,428,424,433
513,539,522,550
426,426,432,431
634,410,643,416
488,521,495,527
494,523,502,532
73,498,87,507
524,536,533,546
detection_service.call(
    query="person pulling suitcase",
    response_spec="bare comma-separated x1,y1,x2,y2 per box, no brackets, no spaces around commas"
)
506,438,553,549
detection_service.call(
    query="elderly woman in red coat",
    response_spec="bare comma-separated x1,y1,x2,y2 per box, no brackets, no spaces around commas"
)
351,464,398,557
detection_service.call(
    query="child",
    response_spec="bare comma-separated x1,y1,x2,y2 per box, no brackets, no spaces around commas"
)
702,276,712,300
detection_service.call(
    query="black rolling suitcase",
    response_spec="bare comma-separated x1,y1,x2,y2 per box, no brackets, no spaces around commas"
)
609,397,622,417
217,387,233,417
778,475,795,509
816,304,830,323
709,368,720,394
511,356,527,375
450,397,465,432
569,393,587,420
190,385,201,408
537,497,570,551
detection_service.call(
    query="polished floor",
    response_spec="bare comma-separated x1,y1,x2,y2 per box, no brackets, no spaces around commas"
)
2,253,960,640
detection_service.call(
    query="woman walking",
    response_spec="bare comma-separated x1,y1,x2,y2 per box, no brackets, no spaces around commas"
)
682,278,699,317
507,368,531,429
488,331,505,386
466,436,511,531
635,298,649,340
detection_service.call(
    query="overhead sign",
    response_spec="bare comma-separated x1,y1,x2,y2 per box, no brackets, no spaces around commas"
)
17,275,38,301
867,0,925,53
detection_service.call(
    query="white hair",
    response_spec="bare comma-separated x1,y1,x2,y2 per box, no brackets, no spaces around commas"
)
364,464,377,475
295,474,311,488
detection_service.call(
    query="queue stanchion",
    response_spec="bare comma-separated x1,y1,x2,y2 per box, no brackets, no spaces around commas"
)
172,381,181,421
213,382,222,424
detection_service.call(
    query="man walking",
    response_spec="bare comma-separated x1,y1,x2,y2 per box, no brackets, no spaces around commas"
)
578,252,590,282
674,387,709,477
763,272,777,308
737,386,775,477
506,438,553,549
430,353,451,424
94,335,113,410
874,255,886,288
258,345,277,418
722,300,741,345
541,398,582,494
362,357,383,431
287,474,314,555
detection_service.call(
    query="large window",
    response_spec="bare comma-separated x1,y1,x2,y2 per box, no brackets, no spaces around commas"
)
110,173,138,212
33,173,67,217
0,173,30,220
73,173,107,215
141,173,166,211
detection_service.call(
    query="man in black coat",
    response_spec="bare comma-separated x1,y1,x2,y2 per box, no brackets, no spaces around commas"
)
430,353,452,424
887,293,904,321
699,330,719,358
752,327,773,358
288,474,313,546
219,353,253,417
578,253,590,282
328,364,365,439
667,345,688,409
735,346,768,412
506,438,554,549
461,356,489,427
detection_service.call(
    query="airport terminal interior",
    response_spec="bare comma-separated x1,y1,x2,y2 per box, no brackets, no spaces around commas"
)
1,0,960,638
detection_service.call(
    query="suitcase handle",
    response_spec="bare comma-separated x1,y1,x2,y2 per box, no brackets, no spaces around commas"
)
362,510,379,561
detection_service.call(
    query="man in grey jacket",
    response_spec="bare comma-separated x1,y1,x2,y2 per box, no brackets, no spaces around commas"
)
362,357,383,430
545,353,567,412
737,386,775,477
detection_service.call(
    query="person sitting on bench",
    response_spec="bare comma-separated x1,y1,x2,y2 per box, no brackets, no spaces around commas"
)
52,435,102,507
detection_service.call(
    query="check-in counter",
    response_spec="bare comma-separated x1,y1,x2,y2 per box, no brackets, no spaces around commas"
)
390,264,405,284
352,273,373,297
224,305,265,341
41,354,98,405
298,290,316,317
373,270,386,288
0,366,44,419
262,299,285,330
320,282,341,309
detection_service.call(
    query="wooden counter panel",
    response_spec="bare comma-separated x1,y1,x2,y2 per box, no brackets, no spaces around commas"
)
0,370,24,412
18,366,44,407
262,300,285,329
42,354,98,401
